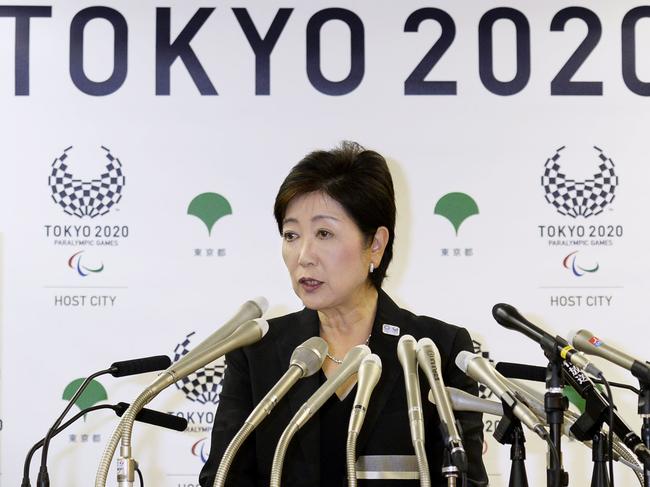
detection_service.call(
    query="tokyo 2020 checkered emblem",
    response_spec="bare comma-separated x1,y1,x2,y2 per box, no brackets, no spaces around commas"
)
541,146,618,218
48,145,126,218
173,332,226,405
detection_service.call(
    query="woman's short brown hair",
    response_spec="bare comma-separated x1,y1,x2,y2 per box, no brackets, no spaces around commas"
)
274,141,396,289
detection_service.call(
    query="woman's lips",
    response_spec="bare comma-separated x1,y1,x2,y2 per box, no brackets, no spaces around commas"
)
298,277,323,292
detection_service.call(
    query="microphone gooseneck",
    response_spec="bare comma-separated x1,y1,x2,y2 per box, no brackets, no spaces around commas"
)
270,344,370,487
214,336,328,487
346,354,382,487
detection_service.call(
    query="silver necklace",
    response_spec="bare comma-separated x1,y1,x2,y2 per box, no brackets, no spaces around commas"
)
326,334,371,364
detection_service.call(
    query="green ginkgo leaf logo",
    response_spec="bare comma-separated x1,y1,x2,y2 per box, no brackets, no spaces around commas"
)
434,192,479,235
187,192,233,236
62,378,108,410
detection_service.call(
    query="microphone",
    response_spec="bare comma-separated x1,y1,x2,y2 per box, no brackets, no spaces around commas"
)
416,338,467,472
397,335,426,444
348,354,383,435
270,344,370,487
110,355,172,377
114,403,187,432
572,329,650,383
455,351,548,440
347,354,382,487
181,297,268,362
96,318,269,487
492,303,603,377
147,318,269,396
396,335,430,485
427,387,504,417
214,336,328,487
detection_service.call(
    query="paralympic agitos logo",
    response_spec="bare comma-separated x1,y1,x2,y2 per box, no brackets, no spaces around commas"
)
48,145,125,218
541,145,618,219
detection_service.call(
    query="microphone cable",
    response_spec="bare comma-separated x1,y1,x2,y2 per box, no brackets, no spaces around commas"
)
545,435,561,487
23,403,114,487
136,467,144,487
600,374,615,487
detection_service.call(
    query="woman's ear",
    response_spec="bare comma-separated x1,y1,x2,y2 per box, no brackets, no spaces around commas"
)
371,226,389,261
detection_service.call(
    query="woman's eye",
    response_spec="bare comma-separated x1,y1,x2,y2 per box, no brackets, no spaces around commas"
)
283,231,298,241
317,229,332,239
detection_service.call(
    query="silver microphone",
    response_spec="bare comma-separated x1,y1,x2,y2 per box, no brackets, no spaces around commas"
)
147,318,269,396
183,297,268,362
455,351,548,440
214,336,328,487
427,387,504,417
270,344,370,487
396,335,430,486
347,354,382,487
571,329,650,383
416,338,467,472
349,354,382,435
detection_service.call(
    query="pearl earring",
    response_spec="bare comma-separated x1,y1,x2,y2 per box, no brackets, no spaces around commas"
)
369,262,375,273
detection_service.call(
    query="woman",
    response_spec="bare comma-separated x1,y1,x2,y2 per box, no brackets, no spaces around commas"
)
199,142,488,486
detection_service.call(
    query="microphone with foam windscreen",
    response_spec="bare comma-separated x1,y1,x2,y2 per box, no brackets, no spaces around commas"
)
416,338,467,473
214,336,328,487
397,335,431,486
492,303,602,377
109,355,172,377
346,354,382,487
571,329,650,383
96,316,270,487
455,351,548,440
269,344,370,487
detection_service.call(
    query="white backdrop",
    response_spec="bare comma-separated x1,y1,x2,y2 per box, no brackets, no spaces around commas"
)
2,1,650,485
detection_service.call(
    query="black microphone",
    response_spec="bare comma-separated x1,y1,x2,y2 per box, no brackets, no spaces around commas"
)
492,303,602,377
114,402,187,431
110,355,172,377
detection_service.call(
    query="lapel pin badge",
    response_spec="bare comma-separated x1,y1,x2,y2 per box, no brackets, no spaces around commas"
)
382,324,400,336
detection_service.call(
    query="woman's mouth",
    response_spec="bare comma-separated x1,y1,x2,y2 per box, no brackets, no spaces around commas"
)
298,277,323,292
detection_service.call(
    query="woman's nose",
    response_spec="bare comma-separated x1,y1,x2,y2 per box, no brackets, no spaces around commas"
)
297,237,317,267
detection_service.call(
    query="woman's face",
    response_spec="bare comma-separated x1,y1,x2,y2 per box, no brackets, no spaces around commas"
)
281,191,373,311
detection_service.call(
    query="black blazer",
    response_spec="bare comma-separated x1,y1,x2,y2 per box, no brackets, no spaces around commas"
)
199,290,489,486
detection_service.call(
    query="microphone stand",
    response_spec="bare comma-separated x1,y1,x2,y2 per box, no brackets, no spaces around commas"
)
637,379,650,486
591,432,611,487
493,400,529,487
441,449,460,487
541,336,569,487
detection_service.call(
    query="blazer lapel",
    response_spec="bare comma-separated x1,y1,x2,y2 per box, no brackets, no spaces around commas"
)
355,290,404,454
